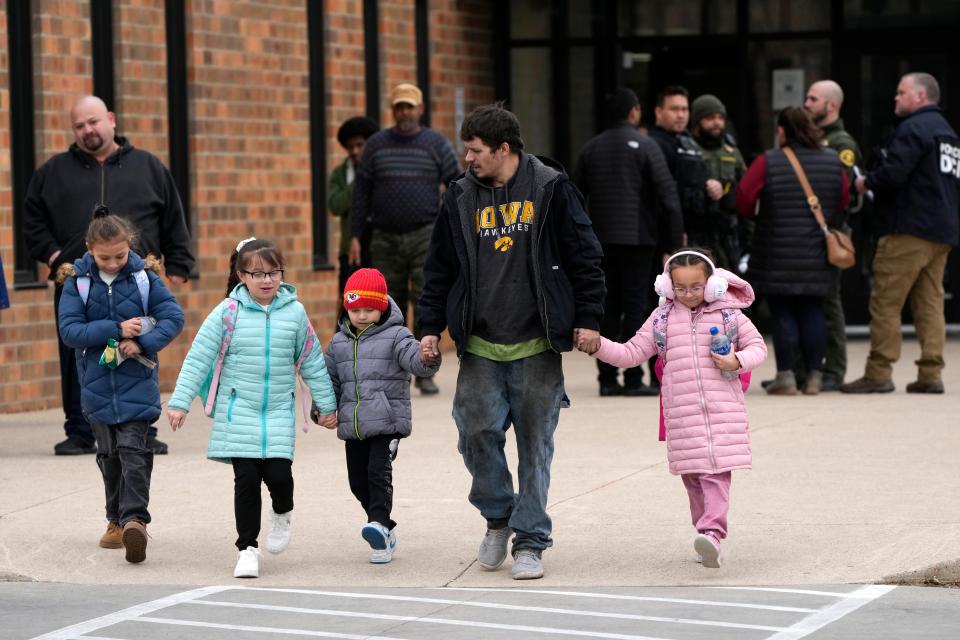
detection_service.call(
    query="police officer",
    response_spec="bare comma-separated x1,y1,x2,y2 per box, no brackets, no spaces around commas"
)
804,80,863,391
842,72,958,395
650,86,719,248
691,94,747,270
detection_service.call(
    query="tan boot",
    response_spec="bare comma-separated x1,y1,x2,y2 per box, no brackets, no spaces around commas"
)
766,371,798,396
803,370,823,395
122,520,148,564
99,522,123,549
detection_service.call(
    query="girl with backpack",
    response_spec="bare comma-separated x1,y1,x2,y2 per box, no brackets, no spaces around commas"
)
166,238,337,578
577,249,767,568
57,210,184,564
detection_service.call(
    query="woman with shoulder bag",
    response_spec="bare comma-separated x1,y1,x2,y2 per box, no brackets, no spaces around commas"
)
736,106,850,395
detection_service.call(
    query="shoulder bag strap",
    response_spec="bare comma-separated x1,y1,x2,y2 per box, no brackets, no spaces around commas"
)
781,146,829,232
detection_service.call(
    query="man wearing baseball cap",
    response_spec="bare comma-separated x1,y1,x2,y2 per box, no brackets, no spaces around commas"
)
350,83,460,395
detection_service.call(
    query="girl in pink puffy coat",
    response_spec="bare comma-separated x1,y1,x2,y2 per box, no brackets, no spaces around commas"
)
578,249,767,568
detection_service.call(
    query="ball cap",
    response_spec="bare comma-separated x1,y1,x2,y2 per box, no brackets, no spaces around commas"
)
391,83,423,107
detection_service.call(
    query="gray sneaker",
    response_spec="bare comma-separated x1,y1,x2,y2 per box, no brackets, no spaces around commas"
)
511,549,544,580
477,527,512,570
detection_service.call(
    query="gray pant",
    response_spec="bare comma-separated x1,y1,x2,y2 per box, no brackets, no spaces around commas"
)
452,351,565,553
92,421,153,525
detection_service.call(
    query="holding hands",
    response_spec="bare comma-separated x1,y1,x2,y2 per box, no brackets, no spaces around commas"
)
318,412,337,430
420,335,440,365
310,404,338,430
575,328,601,355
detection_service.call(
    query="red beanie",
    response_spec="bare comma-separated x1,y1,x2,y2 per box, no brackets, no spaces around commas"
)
343,268,389,312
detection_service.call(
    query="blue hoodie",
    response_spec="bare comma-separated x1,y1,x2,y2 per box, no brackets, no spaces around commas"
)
58,251,185,424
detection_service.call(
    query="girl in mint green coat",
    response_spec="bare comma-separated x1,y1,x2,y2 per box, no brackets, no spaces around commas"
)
167,238,337,579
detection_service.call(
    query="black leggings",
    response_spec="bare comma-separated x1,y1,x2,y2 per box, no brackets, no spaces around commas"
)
231,458,294,550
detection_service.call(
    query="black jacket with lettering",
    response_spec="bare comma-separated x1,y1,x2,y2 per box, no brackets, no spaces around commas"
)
418,153,605,356
866,105,959,247
573,122,684,250
23,137,195,279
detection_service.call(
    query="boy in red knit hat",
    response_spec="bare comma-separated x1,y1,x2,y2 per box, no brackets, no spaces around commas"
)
323,268,441,563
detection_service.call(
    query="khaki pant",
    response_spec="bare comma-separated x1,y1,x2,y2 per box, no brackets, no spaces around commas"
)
864,234,951,383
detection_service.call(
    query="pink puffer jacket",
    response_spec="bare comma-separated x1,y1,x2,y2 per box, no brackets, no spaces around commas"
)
594,269,767,475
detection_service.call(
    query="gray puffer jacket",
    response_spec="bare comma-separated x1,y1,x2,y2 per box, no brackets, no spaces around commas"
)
325,297,440,440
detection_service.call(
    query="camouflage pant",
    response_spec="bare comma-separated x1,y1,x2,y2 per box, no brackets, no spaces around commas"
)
370,224,433,337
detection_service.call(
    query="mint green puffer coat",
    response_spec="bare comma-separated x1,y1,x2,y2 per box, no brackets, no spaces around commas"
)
168,283,336,463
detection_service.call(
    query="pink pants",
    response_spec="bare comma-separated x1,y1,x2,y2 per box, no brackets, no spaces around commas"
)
681,471,731,539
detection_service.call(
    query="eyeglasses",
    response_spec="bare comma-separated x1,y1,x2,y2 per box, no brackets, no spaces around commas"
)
674,286,704,296
241,269,284,281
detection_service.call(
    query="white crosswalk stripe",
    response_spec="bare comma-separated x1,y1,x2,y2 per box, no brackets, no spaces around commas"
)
29,583,898,640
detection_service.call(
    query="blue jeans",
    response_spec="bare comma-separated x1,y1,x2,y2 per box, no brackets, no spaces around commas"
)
452,351,565,553
766,295,827,372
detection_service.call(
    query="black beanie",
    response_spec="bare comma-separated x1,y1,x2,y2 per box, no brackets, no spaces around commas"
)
691,94,726,126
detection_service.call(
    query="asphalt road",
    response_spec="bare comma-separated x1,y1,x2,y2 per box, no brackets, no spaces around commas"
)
4,582,958,640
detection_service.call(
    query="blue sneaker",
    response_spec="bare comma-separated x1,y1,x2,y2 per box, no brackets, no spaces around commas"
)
361,522,389,550
370,529,397,564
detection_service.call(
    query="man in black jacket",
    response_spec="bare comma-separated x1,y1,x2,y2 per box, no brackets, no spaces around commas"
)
649,86,721,245
573,88,683,396
23,96,194,455
419,103,604,581
842,73,958,395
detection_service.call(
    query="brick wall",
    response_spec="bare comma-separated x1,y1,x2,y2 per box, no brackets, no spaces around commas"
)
0,0,494,414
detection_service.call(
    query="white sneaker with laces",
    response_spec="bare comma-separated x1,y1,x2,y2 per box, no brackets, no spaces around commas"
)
234,546,261,578
266,510,292,554
370,529,397,564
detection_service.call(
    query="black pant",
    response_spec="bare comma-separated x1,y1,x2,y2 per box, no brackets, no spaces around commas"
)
54,285,159,444
54,284,94,444
345,434,397,530
92,421,153,525
232,458,294,550
598,244,654,387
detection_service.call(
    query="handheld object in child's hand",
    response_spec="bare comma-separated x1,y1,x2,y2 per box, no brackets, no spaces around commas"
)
100,338,157,370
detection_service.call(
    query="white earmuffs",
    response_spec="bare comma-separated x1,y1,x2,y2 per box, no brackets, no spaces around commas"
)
654,250,728,302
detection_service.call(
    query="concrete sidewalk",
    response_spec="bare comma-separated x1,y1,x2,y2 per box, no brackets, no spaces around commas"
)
1,338,957,588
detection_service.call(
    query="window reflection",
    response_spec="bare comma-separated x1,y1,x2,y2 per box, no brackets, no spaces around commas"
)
511,49,554,157
620,0,736,36
749,0,830,32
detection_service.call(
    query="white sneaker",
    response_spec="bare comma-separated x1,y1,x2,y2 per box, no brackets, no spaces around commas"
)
234,546,261,578
370,529,397,564
266,510,292,554
361,521,389,550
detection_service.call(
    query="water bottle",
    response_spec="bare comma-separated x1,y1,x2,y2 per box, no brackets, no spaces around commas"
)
709,326,737,379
